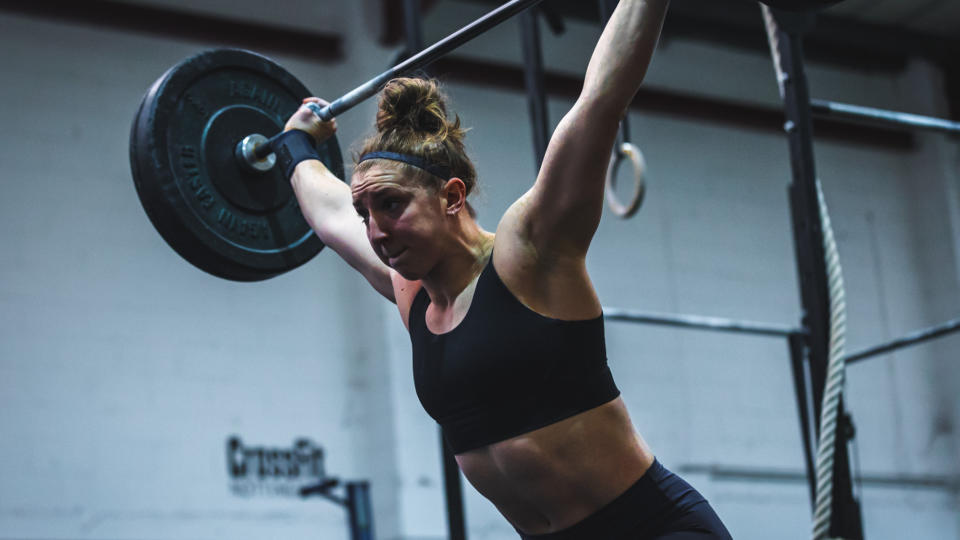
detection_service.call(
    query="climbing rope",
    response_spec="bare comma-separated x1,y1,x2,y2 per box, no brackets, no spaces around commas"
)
761,6,850,539
811,178,848,540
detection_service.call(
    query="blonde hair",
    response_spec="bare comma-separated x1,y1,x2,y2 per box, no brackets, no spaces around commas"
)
354,77,477,197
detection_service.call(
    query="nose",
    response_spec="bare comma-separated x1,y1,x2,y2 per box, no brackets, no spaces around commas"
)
367,213,389,242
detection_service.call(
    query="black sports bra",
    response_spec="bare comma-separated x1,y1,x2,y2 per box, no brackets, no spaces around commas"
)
408,256,620,454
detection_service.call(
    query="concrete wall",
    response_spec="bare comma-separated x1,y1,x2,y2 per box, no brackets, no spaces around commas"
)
0,2,957,540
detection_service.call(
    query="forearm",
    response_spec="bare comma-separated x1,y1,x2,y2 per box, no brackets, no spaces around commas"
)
290,159,351,232
581,0,670,114
290,160,395,301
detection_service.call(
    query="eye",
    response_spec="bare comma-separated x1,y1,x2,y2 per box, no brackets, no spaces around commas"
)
382,198,403,212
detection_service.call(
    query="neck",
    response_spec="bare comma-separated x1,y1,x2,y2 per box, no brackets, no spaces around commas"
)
420,215,494,308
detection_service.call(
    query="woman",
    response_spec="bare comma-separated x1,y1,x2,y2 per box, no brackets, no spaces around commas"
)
277,0,731,538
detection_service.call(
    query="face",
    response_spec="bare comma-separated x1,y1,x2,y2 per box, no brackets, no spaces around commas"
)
351,165,446,278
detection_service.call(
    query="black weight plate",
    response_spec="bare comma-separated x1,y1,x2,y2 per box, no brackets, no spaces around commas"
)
130,48,344,281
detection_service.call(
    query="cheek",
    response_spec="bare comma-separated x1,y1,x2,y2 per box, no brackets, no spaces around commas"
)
394,217,425,242
397,205,437,236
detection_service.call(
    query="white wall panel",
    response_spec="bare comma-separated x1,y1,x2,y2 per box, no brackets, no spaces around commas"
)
0,2,957,540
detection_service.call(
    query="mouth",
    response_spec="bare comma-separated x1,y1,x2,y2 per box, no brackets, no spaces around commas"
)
385,247,407,264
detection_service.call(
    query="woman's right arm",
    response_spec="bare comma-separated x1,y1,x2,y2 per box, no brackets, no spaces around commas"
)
290,161,396,302
286,101,396,303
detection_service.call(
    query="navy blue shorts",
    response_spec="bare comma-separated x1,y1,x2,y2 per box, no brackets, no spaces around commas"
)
518,459,732,540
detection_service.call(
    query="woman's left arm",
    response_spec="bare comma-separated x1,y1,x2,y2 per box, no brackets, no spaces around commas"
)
502,0,670,260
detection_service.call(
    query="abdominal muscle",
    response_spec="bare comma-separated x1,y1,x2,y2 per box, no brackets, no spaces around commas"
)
454,397,656,535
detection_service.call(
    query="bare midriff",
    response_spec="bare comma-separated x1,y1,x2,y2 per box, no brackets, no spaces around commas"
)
454,397,655,535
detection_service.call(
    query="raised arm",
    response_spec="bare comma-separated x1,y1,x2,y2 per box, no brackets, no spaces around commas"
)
504,0,670,258
285,101,396,303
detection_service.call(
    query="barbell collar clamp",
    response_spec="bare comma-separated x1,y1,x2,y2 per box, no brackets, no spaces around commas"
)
236,134,277,174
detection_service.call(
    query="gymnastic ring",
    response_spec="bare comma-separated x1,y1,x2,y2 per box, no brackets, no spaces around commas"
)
605,142,646,218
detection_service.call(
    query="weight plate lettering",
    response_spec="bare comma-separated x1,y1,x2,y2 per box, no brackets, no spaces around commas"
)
130,48,345,281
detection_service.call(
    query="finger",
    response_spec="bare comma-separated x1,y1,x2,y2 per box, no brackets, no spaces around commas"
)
304,105,335,125
297,103,323,120
301,97,330,108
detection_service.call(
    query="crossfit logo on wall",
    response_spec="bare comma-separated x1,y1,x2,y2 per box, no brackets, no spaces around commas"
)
227,436,326,497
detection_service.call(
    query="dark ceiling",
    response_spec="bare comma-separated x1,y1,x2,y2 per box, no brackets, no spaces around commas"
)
459,0,960,120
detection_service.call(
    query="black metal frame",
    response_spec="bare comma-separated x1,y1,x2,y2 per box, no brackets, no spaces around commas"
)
346,482,376,540
301,479,375,540
609,6,960,538
429,56,916,150
846,318,960,365
519,7,549,167
787,332,818,505
603,308,803,338
810,99,960,135
410,2,960,539
764,6,960,536
441,435,468,540
767,8,865,539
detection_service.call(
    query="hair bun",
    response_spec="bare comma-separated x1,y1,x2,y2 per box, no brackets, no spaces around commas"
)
356,76,476,198
377,78,450,138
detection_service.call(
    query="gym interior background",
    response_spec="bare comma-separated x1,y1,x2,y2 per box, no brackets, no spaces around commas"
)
1,0,958,539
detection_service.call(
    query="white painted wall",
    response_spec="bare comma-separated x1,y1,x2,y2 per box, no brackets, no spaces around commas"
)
0,4,404,539
1,2,957,540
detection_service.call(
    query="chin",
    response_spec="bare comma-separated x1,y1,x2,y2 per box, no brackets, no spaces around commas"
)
391,258,430,281
395,266,426,281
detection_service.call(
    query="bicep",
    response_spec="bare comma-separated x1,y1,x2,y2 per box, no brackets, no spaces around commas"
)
513,100,623,257
510,0,668,257
291,161,396,303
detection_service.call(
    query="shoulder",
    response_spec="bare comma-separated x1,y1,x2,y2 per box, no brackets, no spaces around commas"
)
492,212,601,321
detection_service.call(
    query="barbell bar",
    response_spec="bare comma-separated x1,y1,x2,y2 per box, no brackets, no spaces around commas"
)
248,0,549,163
246,0,846,165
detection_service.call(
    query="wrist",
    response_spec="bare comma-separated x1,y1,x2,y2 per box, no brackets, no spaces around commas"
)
274,129,320,180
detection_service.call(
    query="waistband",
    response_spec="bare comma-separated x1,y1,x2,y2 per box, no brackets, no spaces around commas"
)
518,459,705,540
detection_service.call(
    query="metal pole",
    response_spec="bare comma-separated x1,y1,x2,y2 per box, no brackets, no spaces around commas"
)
603,307,803,338
811,98,960,135
346,481,375,540
519,7,549,167
403,0,425,60
441,430,467,540
846,317,960,364
788,332,817,507
770,8,863,539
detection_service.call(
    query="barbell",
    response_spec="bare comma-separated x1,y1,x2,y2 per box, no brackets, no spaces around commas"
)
130,0,845,281
761,0,843,10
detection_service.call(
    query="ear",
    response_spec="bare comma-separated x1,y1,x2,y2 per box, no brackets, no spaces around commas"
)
440,177,468,215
